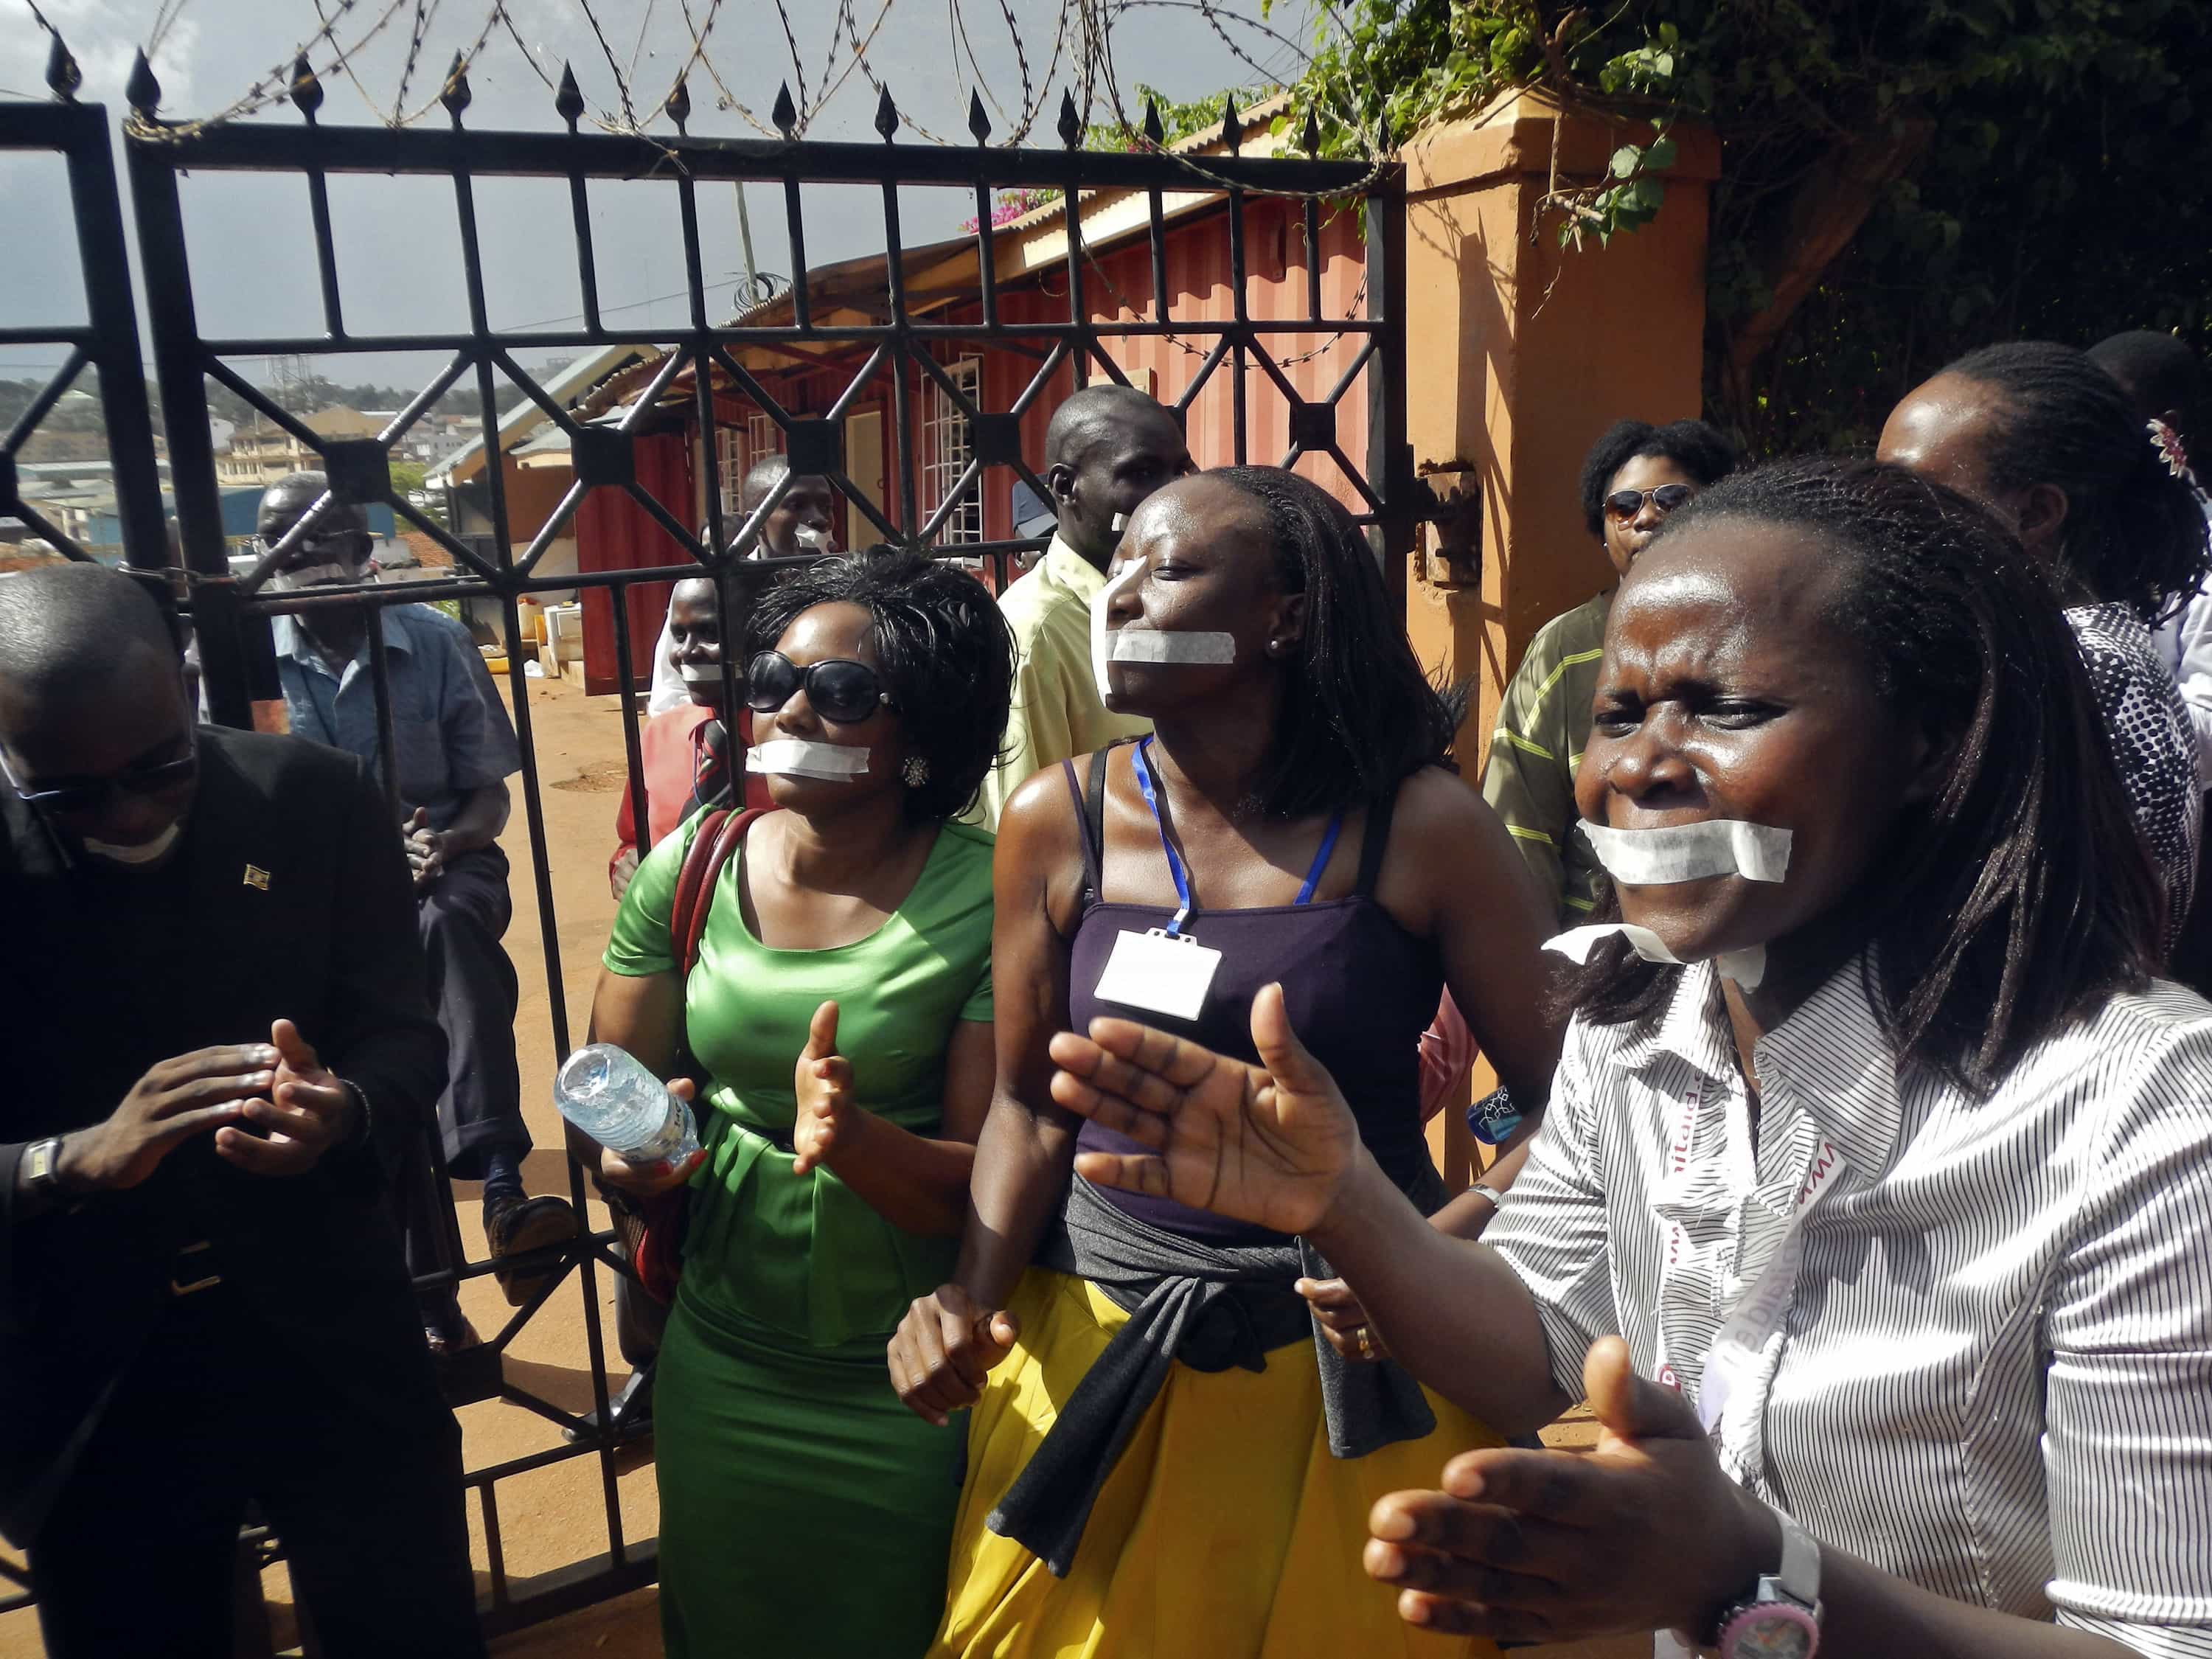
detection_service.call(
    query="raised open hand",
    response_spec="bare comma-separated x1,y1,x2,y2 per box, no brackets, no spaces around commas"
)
792,1001,857,1176
1046,982,1362,1238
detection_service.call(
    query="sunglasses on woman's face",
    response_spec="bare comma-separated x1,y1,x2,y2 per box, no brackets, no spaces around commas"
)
744,651,896,725
1604,483,1697,522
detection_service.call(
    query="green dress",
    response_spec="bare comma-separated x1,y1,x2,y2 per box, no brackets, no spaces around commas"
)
602,811,995,1658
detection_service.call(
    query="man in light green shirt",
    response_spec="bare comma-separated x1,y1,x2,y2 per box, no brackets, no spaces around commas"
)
964,386,1193,829
1481,418,1739,919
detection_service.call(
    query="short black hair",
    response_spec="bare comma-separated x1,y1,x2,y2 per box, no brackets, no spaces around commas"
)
1944,340,2209,623
0,562,181,700
2087,330,2206,439
259,470,367,535
1573,456,2157,1095
1206,466,1461,817
1044,383,1178,470
1576,418,1740,538
744,549,1015,822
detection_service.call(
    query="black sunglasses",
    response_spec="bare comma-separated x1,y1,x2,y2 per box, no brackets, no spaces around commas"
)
1604,483,1696,521
745,651,897,725
0,745,199,813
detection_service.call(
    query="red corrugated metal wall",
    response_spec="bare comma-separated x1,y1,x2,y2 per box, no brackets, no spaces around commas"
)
670,194,1372,566
575,431,695,695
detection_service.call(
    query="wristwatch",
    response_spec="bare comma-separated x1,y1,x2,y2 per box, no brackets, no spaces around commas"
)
1711,1505,1822,1657
21,1137,65,1197
1468,1182,1507,1212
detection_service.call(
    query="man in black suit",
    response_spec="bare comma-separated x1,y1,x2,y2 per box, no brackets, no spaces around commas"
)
0,564,483,1658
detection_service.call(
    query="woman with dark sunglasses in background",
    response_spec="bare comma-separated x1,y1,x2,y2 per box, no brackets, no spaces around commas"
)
577,549,1015,1658
1481,417,1740,925
1413,420,1741,1261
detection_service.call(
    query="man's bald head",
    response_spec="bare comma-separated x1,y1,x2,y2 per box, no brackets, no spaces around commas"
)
740,454,792,513
1045,384,1181,471
0,564,198,864
0,563,178,706
257,470,369,543
1041,384,1192,569
736,453,838,557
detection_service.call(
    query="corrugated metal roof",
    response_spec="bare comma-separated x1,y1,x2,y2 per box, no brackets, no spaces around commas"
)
428,343,667,487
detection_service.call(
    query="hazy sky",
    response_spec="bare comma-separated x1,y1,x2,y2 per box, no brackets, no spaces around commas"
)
1,0,1318,402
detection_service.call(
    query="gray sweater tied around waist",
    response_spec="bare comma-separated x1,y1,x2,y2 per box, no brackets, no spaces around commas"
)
985,1169,1447,1578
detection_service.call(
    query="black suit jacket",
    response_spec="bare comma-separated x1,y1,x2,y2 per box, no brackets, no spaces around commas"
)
0,728,447,1544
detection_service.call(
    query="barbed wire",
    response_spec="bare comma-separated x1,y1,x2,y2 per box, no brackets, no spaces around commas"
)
97,0,1389,189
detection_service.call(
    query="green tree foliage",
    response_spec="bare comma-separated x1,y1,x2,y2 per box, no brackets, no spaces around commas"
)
1285,0,2212,452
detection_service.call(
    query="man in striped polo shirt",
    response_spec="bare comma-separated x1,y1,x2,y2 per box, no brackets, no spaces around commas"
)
1482,419,1739,921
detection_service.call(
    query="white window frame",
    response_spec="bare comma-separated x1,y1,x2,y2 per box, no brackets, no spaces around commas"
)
924,357,984,546
714,411,787,519
714,422,745,518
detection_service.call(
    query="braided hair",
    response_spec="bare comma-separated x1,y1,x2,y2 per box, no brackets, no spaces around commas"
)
1570,456,2159,1096
1944,341,2210,624
1206,466,1461,818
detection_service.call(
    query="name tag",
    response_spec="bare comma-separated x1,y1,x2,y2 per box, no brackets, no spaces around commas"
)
1092,927,1222,1022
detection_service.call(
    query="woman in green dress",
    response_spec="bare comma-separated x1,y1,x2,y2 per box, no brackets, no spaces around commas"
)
582,550,1015,1657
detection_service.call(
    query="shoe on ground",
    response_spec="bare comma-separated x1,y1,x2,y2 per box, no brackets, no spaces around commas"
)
484,1192,582,1307
565,1367,655,1443
424,1295,481,1357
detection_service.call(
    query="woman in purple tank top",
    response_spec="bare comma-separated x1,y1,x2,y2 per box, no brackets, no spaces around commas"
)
889,467,1563,1658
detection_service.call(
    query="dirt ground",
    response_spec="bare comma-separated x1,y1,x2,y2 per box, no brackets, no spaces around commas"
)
0,671,1641,1659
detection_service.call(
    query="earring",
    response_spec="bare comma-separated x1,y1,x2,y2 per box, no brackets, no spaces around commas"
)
902,755,931,788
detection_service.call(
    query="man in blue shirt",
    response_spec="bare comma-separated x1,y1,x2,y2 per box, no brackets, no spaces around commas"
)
260,473,576,1349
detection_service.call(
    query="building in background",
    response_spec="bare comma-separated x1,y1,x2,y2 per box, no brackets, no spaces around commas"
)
567,94,1369,693
215,405,386,489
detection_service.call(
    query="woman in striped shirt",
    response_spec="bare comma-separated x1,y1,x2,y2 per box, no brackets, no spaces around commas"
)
1047,457,2212,1658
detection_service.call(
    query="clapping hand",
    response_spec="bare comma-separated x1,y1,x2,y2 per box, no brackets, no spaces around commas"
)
59,1044,275,1192
403,807,447,892
1361,1337,1778,1646
1045,981,1364,1238
215,1019,356,1177
792,1001,858,1176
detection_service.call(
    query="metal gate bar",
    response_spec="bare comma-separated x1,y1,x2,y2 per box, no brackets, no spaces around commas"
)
0,91,166,574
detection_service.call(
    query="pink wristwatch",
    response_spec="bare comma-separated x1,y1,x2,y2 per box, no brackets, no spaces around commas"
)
1711,1506,1821,1658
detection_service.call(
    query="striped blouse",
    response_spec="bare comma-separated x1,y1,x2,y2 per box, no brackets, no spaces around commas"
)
1482,956,2212,1657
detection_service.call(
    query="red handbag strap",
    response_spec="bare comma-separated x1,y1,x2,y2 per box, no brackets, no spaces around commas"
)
669,807,770,975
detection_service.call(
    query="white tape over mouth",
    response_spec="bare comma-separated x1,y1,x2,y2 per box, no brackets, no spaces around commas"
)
1545,924,1767,990
678,664,726,684
745,740,869,780
790,525,838,554
1110,512,1128,534
1090,559,1147,701
80,821,185,867
1577,818,1792,885
1107,630,1236,666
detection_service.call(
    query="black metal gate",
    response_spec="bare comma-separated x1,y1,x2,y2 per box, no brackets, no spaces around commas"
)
6,47,1410,1638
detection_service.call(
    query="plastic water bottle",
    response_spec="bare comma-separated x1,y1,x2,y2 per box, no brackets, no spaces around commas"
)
554,1043,700,1164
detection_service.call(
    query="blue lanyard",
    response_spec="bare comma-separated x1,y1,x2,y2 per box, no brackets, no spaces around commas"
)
1130,738,1343,936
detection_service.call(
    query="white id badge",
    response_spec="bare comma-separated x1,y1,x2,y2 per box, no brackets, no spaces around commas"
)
1092,927,1222,1021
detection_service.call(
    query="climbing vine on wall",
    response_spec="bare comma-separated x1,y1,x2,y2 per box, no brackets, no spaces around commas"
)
1280,0,2212,453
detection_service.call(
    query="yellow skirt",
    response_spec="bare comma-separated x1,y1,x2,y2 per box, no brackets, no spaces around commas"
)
930,1269,1503,1659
